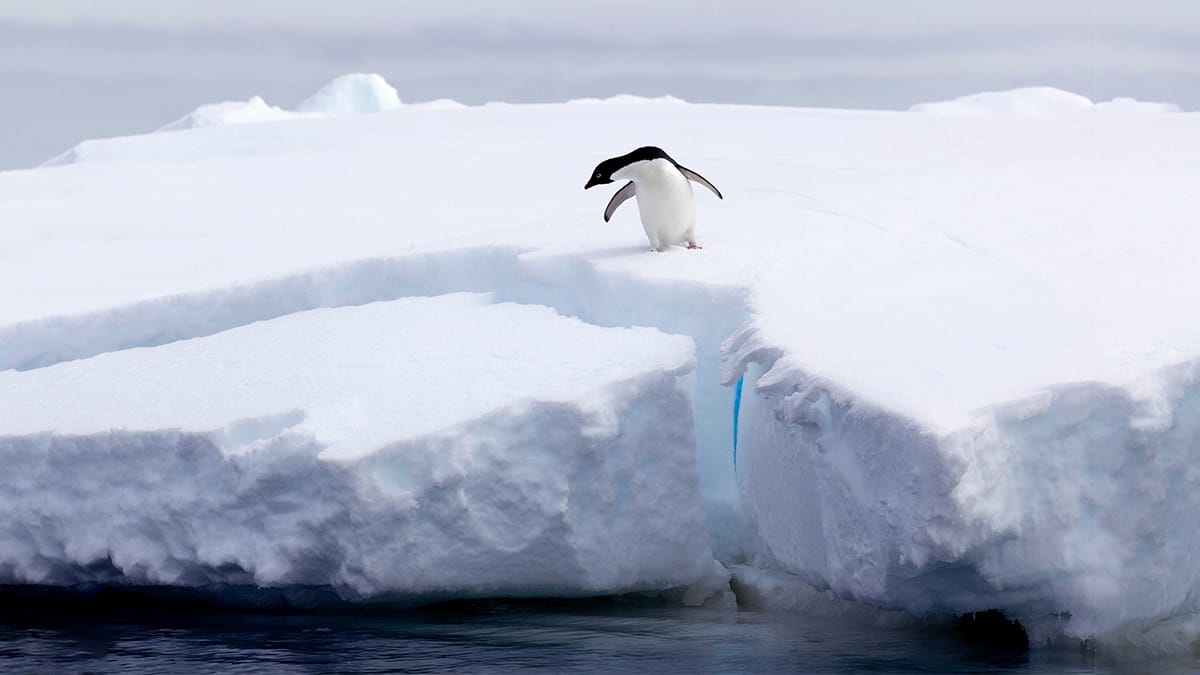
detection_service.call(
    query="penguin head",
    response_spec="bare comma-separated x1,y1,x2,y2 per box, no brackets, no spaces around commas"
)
584,159,619,189
585,146,673,189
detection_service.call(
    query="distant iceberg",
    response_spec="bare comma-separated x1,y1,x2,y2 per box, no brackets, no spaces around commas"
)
911,86,1181,116
566,94,688,105
296,73,403,115
45,73,464,166
158,96,301,132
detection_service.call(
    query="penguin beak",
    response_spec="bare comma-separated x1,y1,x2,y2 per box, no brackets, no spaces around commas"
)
584,176,608,190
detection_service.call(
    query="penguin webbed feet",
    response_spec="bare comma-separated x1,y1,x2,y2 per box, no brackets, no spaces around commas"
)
647,244,700,252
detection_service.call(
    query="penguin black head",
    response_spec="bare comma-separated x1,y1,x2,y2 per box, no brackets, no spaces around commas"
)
585,146,674,189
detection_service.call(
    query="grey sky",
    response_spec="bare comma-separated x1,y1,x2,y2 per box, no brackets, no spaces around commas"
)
2,1,1198,170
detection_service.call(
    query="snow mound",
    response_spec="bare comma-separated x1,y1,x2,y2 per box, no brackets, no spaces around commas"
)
158,96,300,132
0,293,726,601
296,73,402,115
911,87,1181,117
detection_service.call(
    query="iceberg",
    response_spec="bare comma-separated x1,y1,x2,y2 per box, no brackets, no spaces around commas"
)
5,80,1200,650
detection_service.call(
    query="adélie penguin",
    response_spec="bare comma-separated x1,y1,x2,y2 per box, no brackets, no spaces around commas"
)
584,146,722,251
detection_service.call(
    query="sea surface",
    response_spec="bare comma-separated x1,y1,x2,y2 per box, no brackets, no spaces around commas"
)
2,592,1196,674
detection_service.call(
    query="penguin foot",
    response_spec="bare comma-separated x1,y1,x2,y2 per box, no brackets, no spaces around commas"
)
687,242,702,250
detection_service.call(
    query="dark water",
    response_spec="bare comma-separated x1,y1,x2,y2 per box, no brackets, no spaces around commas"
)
0,595,1192,674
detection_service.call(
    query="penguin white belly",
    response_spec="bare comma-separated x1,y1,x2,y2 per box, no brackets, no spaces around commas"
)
614,159,696,250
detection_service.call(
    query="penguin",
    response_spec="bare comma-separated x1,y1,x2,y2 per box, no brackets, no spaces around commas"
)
584,146,722,251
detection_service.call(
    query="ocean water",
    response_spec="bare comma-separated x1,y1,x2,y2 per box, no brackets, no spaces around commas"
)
1,593,1194,674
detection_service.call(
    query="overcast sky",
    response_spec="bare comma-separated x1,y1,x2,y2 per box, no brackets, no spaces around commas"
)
2,0,1198,170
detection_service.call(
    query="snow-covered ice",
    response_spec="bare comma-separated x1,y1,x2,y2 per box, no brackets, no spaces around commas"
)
0,293,725,601
4,78,1200,650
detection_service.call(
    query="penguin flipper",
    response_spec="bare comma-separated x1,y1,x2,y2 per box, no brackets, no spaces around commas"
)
678,166,723,199
604,181,636,222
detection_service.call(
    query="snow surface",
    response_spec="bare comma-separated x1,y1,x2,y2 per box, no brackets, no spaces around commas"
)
4,78,1200,650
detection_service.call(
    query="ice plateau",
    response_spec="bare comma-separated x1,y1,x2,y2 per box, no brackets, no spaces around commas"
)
3,78,1200,652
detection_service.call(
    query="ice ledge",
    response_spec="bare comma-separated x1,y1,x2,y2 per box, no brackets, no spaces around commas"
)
725,317,1200,644
0,295,726,603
